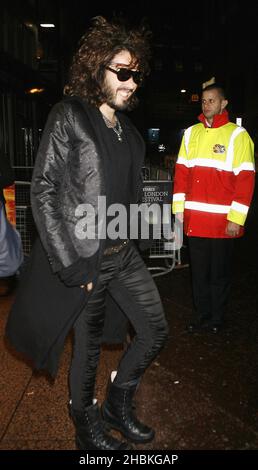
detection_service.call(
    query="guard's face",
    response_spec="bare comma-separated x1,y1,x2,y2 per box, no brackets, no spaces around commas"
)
103,50,139,111
201,89,228,120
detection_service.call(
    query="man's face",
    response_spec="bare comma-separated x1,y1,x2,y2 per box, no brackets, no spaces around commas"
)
103,50,139,111
201,89,228,121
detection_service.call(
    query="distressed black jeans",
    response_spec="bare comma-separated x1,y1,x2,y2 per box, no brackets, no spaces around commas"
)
69,242,168,410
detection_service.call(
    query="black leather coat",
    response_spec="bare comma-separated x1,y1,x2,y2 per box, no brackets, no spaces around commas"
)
6,97,145,376
31,97,144,275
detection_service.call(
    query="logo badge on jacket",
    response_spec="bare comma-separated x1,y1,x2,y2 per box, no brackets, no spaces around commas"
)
213,144,226,154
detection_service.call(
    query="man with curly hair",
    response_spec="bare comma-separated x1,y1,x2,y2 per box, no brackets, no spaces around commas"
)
6,16,168,450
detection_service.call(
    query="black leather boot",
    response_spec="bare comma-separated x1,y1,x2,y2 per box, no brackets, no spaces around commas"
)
102,382,155,443
70,402,131,450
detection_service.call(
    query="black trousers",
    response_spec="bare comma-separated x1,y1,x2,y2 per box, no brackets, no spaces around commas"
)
69,242,168,411
188,237,235,325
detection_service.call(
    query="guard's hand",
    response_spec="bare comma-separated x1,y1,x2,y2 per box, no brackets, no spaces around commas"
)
225,221,240,237
175,212,184,223
80,282,93,292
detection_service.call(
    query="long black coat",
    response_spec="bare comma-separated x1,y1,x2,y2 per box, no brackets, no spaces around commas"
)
5,98,145,377
6,237,129,377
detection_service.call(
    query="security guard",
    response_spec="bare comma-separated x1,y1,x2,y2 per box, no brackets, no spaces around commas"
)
172,83,255,333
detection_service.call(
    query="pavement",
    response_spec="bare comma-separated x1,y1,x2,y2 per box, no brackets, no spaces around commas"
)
0,181,258,454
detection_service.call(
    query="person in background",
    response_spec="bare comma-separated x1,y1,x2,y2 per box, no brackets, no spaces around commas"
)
172,84,255,334
0,151,16,296
6,16,168,450
0,151,14,209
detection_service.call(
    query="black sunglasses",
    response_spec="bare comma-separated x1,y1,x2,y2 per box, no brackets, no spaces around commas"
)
106,66,143,84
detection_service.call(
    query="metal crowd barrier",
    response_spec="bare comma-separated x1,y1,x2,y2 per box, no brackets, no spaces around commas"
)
142,180,182,278
147,229,181,278
15,181,35,257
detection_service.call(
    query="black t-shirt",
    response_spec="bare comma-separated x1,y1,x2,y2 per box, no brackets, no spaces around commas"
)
97,113,132,247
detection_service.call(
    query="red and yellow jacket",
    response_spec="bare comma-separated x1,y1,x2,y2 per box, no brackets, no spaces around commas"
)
172,111,255,238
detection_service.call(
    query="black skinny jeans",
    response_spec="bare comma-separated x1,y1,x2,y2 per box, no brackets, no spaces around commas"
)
69,242,168,411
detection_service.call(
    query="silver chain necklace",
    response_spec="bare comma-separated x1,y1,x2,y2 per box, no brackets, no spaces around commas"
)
102,113,123,142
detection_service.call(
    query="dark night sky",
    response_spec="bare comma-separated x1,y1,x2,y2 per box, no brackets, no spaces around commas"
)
58,0,257,49
58,0,205,64
56,0,258,90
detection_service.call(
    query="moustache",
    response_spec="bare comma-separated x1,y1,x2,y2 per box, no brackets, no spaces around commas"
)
117,87,135,93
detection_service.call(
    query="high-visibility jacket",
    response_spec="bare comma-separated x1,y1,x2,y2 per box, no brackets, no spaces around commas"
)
172,116,255,238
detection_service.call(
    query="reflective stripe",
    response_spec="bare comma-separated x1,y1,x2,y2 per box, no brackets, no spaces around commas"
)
231,201,249,214
173,193,185,201
177,157,255,173
177,157,231,171
177,156,188,166
184,126,193,154
185,201,230,213
225,126,245,170
233,162,255,175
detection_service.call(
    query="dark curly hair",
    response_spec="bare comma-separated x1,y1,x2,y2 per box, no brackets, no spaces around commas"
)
64,16,151,108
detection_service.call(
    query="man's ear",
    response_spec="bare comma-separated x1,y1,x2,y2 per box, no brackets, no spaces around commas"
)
221,99,228,111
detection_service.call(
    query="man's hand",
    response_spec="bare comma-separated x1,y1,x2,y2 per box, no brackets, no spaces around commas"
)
225,221,240,237
175,212,184,223
80,282,93,292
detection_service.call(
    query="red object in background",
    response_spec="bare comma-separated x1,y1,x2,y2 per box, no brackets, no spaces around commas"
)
3,185,16,226
191,94,199,102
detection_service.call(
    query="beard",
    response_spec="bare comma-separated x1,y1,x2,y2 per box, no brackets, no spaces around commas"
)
102,81,138,111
